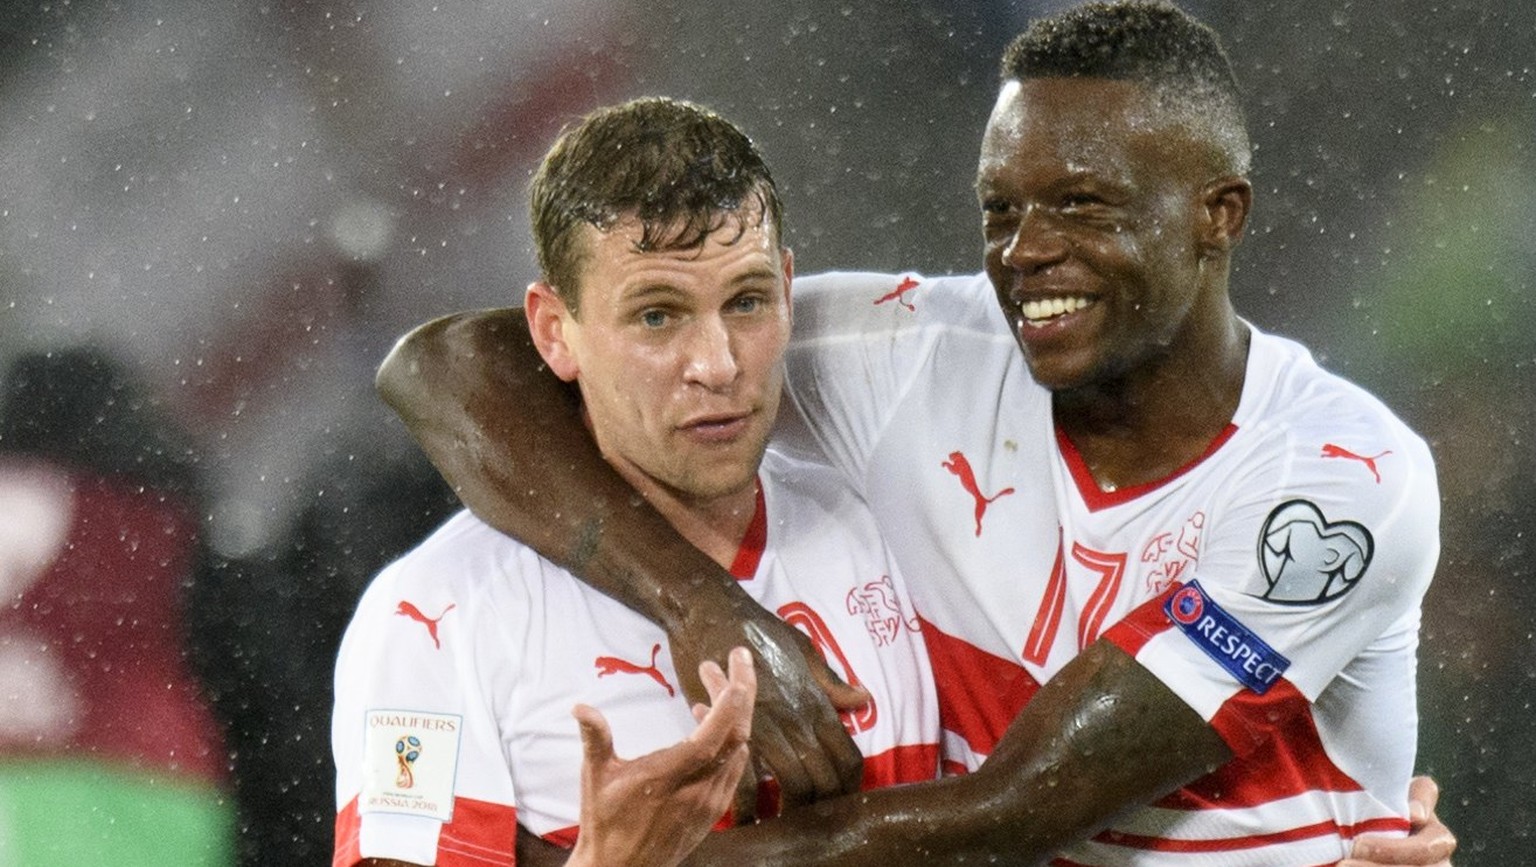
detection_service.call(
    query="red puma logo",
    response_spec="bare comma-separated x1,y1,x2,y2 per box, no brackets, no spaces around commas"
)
1321,443,1393,483
942,451,1015,536
594,643,676,697
396,600,456,649
873,276,921,312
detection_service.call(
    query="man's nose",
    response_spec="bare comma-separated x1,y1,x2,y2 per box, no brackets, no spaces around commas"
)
682,316,740,389
1002,207,1068,272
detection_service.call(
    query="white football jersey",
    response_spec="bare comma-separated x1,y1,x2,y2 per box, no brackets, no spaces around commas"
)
779,271,1439,865
332,449,940,867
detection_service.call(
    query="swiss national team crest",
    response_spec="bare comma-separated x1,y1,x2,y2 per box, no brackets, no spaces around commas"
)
1140,511,1206,595
846,575,919,647
1258,500,1374,604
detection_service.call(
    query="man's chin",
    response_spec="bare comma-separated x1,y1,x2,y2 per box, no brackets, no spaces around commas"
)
1021,353,1094,394
667,455,762,500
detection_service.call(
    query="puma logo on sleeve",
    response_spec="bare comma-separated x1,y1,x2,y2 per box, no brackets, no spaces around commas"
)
1320,443,1393,483
395,600,457,649
594,643,676,697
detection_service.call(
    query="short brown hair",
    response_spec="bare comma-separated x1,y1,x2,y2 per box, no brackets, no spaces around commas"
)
529,97,783,313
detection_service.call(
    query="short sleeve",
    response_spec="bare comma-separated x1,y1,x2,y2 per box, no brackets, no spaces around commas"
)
1111,413,1439,751
780,271,992,491
332,541,519,867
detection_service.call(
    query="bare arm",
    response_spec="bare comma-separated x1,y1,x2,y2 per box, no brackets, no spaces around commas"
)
376,308,865,804
374,643,1452,867
684,640,1230,866
680,645,1454,866
558,643,1453,867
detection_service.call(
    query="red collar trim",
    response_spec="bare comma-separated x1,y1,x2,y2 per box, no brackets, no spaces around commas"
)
1056,422,1239,512
728,481,767,580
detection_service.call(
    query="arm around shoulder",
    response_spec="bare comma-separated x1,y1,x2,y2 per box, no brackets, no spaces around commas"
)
375,308,869,805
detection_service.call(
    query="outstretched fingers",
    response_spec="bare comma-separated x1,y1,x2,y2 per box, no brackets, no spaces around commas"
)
565,655,759,867
693,647,756,747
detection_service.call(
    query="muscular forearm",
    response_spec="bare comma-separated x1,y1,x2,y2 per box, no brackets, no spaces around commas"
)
686,642,1232,866
377,308,749,631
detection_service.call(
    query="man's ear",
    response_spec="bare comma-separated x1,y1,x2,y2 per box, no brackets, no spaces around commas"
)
524,281,580,382
1197,176,1253,258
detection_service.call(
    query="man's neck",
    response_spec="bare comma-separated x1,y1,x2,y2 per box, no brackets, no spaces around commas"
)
1054,316,1250,493
620,472,760,573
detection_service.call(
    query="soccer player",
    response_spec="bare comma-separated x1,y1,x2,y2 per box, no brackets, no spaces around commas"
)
379,2,1457,864
331,98,939,867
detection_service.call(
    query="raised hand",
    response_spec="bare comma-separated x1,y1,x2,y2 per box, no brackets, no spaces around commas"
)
565,648,757,867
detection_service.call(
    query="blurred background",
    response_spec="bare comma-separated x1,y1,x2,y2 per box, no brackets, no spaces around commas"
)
0,0,1529,864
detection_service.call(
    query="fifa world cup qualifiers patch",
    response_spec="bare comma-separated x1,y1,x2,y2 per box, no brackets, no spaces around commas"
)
1166,581,1290,695
359,709,463,821
1258,499,1374,604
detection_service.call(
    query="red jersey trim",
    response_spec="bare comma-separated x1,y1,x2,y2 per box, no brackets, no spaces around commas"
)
728,481,768,580
1105,586,1320,760
1104,587,1379,822
333,794,516,867
919,615,1042,759
1057,423,1239,512
1101,583,1179,656
1088,814,1411,854
542,825,580,848
862,742,942,789
334,798,363,867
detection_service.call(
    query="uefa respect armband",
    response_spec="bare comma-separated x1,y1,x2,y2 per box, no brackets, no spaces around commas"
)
1165,581,1291,695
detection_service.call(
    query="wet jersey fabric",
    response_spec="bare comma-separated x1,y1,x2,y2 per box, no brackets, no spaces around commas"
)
332,449,940,867
779,271,1438,865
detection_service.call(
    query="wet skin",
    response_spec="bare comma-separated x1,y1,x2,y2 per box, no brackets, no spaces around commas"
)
527,214,793,564
978,78,1252,491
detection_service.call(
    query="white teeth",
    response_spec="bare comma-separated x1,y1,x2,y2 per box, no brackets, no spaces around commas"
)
1019,296,1090,324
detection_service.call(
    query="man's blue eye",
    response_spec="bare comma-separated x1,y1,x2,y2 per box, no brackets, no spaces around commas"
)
640,310,668,327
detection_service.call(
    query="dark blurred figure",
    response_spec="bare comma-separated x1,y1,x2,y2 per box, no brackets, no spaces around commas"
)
191,430,459,864
0,346,235,865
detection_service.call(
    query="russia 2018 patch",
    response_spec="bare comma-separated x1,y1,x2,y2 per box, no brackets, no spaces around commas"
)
359,709,463,821
1165,581,1290,695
